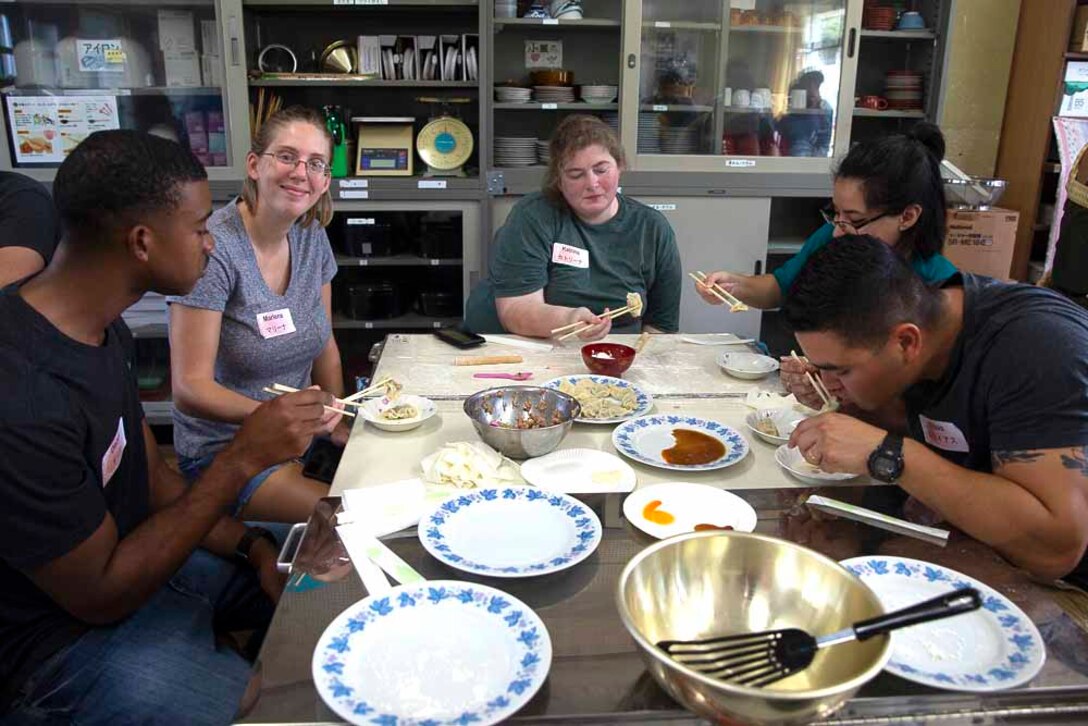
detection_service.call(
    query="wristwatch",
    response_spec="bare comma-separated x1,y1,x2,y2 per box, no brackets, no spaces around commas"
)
867,433,905,483
235,526,278,563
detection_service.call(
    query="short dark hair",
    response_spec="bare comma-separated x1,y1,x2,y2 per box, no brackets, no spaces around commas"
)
53,129,207,247
834,122,947,260
783,234,944,348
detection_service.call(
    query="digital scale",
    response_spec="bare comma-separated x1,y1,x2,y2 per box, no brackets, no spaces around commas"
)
415,96,474,177
352,116,415,176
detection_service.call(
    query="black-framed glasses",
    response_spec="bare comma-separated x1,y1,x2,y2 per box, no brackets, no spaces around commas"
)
262,151,330,177
820,204,894,234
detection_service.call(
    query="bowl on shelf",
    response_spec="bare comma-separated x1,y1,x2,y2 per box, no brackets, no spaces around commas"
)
582,342,636,377
944,177,1007,209
531,69,574,87
463,386,581,459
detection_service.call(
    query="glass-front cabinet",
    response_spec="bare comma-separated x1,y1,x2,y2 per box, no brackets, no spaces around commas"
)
622,0,860,172
0,0,246,180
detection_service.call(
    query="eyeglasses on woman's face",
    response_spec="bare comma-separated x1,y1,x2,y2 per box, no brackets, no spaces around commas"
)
820,204,894,234
261,150,330,177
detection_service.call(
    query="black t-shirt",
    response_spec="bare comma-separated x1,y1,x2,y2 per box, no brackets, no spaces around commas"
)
903,273,1088,576
0,291,149,707
0,172,59,264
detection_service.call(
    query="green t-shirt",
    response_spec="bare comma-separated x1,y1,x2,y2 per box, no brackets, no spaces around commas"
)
772,223,958,295
464,192,682,334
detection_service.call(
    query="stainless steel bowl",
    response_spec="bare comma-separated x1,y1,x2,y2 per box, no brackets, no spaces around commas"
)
616,531,890,725
463,386,581,459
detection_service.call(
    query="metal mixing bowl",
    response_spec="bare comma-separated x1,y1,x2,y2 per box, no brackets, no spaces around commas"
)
463,386,581,459
616,531,890,725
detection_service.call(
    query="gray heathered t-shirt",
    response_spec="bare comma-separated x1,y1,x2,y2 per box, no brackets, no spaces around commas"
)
167,201,337,460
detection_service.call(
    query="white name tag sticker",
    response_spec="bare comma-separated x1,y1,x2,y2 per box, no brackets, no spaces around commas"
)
551,243,589,269
101,416,127,487
257,308,297,339
918,415,970,453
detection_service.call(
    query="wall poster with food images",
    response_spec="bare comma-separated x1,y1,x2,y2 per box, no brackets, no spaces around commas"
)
7,95,119,164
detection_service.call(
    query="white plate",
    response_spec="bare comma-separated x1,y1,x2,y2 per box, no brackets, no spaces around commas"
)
359,394,436,432
313,580,551,725
718,351,780,380
542,374,653,424
520,448,636,493
612,415,749,472
419,485,602,577
774,445,858,484
840,556,1045,691
622,482,757,539
745,408,805,445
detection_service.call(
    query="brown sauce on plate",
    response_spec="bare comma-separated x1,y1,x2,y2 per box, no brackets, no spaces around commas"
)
694,523,735,531
662,429,726,466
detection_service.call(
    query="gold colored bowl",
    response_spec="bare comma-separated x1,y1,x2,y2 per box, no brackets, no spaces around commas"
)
616,531,890,725
320,40,356,74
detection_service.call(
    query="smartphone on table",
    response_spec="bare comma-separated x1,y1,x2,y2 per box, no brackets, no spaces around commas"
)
433,327,486,349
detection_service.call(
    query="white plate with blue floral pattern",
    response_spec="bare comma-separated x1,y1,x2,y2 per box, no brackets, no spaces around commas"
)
542,374,653,424
419,486,602,577
611,415,749,472
841,556,1045,691
312,580,551,725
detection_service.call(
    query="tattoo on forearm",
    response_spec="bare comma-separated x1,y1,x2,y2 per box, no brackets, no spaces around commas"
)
1060,446,1088,477
991,450,1044,468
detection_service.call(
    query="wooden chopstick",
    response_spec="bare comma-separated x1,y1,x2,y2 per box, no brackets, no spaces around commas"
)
554,302,643,341
691,271,749,312
342,375,396,403
262,386,356,418
790,350,834,409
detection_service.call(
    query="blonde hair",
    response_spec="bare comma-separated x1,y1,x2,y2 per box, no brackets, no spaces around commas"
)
241,105,334,228
543,114,626,207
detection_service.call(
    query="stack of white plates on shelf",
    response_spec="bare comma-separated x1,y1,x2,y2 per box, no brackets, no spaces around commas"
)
660,124,700,154
495,85,532,104
494,136,539,167
579,84,618,104
533,85,576,103
637,112,662,153
535,139,551,165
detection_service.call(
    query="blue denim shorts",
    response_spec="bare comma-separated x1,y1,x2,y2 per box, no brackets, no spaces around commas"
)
178,454,282,517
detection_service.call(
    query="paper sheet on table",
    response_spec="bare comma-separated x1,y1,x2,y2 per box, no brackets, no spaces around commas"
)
339,478,433,536
481,334,555,352
744,390,803,410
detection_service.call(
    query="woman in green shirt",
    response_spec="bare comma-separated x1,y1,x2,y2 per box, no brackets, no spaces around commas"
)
465,115,682,340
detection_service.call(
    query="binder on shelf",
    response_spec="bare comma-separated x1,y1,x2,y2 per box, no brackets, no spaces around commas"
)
461,33,479,82
379,35,397,80
417,36,439,82
439,34,460,82
396,36,417,81
357,36,381,77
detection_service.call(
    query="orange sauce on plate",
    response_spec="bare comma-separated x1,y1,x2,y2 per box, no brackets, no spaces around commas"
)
642,499,675,525
662,429,726,466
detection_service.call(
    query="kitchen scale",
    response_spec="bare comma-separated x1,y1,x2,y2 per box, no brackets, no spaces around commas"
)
415,96,474,177
352,116,415,176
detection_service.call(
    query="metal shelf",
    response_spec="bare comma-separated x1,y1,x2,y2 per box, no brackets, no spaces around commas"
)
729,25,802,34
3,85,222,96
332,314,460,330
332,176,482,195
245,0,477,6
642,21,721,31
641,104,714,113
495,18,620,28
860,30,936,40
249,77,478,88
335,254,462,267
853,109,926,118
494,102,619,110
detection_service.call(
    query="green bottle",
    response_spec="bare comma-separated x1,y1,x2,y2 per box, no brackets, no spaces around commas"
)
324,105,350,178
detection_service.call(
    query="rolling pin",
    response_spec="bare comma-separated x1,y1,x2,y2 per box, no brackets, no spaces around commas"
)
453,354,524,366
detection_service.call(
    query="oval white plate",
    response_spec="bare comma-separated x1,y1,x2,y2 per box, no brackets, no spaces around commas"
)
775,444,858,484
718,351,780,380
840,556,1045,692
623,482,757,539
419,486,602,577
745,408,805,446
542,375,653,425
312,580,551,725
520,448,637,493
612,415,749,472
359,395,436,432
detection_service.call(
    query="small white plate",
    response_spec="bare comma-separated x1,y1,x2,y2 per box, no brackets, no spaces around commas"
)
745,408,805,445
719,351,780,380
520,448,636,493
312,580,551,725
840,556,1045,692
419,486,602,577
359,395,436,432
774,444,858,484
623,482,757,539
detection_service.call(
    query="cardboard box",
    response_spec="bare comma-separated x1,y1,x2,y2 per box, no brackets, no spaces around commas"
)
1071,6,1088,52
943,208,1019,280
1060,61,1088,117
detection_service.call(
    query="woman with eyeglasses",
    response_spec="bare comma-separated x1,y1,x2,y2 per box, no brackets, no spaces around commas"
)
167,105,344,523
696,122,955,408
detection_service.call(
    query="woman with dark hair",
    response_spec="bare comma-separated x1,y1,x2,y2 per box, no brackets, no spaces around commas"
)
696,122,955,311
464,114,682,339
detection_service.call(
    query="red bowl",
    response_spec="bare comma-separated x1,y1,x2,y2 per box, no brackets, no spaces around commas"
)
582,343,636,377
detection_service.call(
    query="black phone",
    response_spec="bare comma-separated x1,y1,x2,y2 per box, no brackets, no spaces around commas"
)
434,327,486,349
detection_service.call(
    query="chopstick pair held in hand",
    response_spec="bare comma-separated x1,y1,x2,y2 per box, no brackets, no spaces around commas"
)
263,383,356,418
550,293,644,341
690,271,749,312
789,350,837,412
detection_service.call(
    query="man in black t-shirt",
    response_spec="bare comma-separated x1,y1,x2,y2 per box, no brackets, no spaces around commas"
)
0,171,60,286
782,235,1088,582
0,131,336,724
